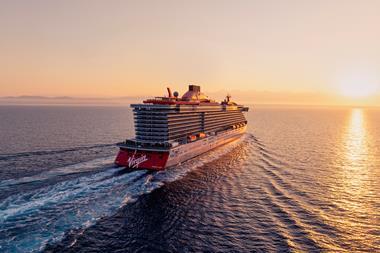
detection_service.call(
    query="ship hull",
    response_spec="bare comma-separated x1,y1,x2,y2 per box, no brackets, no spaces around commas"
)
115,126,247,170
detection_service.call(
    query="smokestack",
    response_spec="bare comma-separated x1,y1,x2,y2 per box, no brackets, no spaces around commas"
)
189,85,200,92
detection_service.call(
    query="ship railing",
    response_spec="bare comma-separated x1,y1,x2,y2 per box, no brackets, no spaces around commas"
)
121,139,173,150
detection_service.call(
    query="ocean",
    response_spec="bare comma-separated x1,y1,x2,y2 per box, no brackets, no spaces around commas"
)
0,105,379,252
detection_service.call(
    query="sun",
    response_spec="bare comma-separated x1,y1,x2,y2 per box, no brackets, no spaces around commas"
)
340,82,378,98
337,73,379,99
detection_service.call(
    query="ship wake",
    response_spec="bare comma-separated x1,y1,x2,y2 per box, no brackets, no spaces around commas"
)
0,135,250,253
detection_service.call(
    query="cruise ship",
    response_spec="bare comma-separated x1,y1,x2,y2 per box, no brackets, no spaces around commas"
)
115,85,249,170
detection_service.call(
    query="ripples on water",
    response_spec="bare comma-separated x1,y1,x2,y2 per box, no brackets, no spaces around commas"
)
0,106,379,252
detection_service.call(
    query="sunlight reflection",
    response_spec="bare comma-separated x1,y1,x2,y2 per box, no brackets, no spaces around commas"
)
344,109,368,165
324,109,368,243
339,108,370,209
328,108,380,247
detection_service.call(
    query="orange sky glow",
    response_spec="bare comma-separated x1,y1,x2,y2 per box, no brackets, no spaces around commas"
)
1,0,380,106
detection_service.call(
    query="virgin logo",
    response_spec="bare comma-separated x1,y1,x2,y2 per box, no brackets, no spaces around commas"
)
128,151,148,168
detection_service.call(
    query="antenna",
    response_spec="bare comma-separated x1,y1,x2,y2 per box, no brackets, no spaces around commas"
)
167,87,173,98
226,93,231,102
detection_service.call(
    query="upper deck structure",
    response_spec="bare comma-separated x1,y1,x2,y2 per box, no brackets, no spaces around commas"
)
131,85,249,144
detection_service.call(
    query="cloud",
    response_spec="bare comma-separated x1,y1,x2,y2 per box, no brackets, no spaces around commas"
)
1,90,379,107
0,96,142,105
207,89,380,107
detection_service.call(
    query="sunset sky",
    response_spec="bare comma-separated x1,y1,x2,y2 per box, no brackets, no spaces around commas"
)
1,0,380,105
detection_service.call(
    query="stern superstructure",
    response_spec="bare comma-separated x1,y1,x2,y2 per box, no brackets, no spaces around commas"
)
115,85,249,170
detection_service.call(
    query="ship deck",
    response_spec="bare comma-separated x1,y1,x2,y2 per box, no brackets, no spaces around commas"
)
117,141,171,152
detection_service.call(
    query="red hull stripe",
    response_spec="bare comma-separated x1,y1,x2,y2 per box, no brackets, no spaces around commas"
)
143,99,219,106
115,149,169,170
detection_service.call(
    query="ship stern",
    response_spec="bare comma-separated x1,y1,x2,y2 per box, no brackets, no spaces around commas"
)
115,148,170,170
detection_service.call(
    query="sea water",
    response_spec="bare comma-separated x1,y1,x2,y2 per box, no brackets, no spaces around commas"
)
0,105,379,252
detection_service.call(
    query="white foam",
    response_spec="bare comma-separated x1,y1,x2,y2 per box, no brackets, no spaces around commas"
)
0,156,115,188
0,135,251,252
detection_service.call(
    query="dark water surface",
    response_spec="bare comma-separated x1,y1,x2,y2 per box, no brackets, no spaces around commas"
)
0,105,379,252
